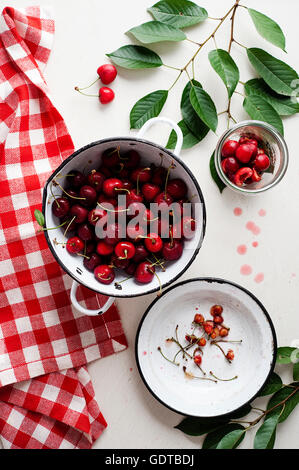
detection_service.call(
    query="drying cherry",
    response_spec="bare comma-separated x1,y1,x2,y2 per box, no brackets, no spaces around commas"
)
84,253,101,271
194,355,202,365
167,179,187,200
94,265,115,284
103,178,123,197
87,170,105,191
221,140,239,157
211,327,220,339
219,327,229,337
142,183,160,202
52,197,70,218
70,204,88,224
79,185,97,206
234,167,253,186
254,153,270,171
235,143,257,163
194,313,204,324
226,349,234,362
96,241,114,256
97,64,117,85
114,241,135,260
210,305,223,316
162,240,183,261
66,236,84,254
203,321,214,335
144,233,163,253
99,87,114,104
134,261,155,284
213,315,223,325
198,337,206,347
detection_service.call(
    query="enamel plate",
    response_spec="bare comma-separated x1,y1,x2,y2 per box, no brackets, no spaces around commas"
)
136,278,277,418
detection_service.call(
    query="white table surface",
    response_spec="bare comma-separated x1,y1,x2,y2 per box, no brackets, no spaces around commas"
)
11,0,299,449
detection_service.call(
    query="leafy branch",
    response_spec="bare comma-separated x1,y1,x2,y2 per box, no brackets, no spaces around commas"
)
175,346,299,449
106,0,299,191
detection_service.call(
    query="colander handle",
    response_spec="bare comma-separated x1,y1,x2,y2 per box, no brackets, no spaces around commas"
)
70,280,115,316
137,117,183,157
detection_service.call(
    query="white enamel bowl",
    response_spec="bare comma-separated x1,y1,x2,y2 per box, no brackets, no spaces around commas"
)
136,278,277,418
42,118,206,315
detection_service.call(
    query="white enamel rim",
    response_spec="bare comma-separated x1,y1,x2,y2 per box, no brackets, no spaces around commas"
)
42,117,206,315
135,278,277,418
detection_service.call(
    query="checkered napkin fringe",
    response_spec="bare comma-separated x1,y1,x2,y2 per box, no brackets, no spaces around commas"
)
0,6,127,448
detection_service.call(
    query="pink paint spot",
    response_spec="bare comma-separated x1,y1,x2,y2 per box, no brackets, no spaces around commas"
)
259,209,266,217
196,307,199,310
237,244,247,255
246,221,261,236
234,207,242,216
143,351,147,356
292,273,296,278
240,264,252,275
252,241,259,248
254,273,264,283
129,368,133,372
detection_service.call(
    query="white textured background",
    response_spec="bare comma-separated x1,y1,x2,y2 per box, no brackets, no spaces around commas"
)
11,0,299,449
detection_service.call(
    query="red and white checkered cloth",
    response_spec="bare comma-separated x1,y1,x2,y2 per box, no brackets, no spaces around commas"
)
0,6,127,448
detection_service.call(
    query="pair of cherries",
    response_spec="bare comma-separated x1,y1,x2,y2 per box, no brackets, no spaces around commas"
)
221,135,271,187
75,64,117,104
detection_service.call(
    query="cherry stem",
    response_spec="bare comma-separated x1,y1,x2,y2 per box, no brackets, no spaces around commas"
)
158,346,180,366
53,181,86,200
97,202,128,213
40,219,68,232
210,371,238,382
183,367,217,383
76,252,90,259
118,250,128,260
213,339,242,344
164,162,175,199
75,77,99,91
63,216,76,236
211,341,232,363
74,87,98,98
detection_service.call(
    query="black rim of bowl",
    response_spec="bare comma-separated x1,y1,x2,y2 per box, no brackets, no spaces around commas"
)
42,137,207,298
135,277,277,418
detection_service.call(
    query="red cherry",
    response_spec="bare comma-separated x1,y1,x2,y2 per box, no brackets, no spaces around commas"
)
101,148,120,168
130,167,151,184
182,216,196,239
154,192,173,206
210,305,223,316
127,224,145,241
110,253,130,270
67,171,86,188
194,355,202,365
85,241,96,255
103,178,123,197
98,194,117,208
162,240,183,261
203,321,214,335
239,136,258,147
104,222,121,245
144,233,163,253
125,262,137,276
79,185,97,207
219,327,229,337
94,265,115,284
134,261,155,284
99,87,114,104
132,244,149,263
77,223,94,241
121,179,133,191
61,215,77,232
194,313,204,324
235,143,257,163
97,64,117,85
126,189,144,205
114,241,135,260
124,150,141,169
66,236,84,254
234,167,253,187
221,140,239,157
226,349,234,362
142,208,155,225
52,197,70,218
254,153,270,171
96,241,114,256
70,204,88,224
199,337,206,347
88,208,107,226
87,170,105,191
84,253,101,271
167,179,187,200
142,183,161,202
221,157,239,175
213,315,224,324
152,166,167,186
251,168,262,182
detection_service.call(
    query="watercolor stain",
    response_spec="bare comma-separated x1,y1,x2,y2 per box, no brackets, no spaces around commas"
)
234,207,242,216
246,221,261,236
240,264,252,275
237,244,247,255
252,241,258,248
259,209,266,217
143,351,147,356
254,273,264,283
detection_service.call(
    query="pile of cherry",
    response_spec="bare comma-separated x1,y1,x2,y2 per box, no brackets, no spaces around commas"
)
221,134,271,187
50,147,195,288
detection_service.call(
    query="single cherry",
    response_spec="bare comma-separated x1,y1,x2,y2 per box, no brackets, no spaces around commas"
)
221,157,239,175
235,143,257,163
110,253,130,270
77,223,94,241
203,321,214,335
194,313,204,324
213,315,224,325
70,204,88,224
88,207,107,226
97,64,117,85
125,262,137,276
219,327,229,337
104,222,122,246
103,178,123,197
194,355,202,365
67,170,86,188
134,261,155,284
66,236,84,254
210,305,223,316
79,185,97,206
132,244,149,263
154,192,173,206
102,148,120,168
99,87,114,104
152,166,167,186
84,253,102,271
221,140,239,157
181,216,196,239
226,349,234,362
124,150,140,169
199,337,206,347
142,183,160,202
87,170,105,191
114,241,135,260
144,233,163,253
94,264,115,284
130,167,151,184
234,167,253,186
126,189,144,205
162,240,183,261
167,179,187,200
251,168,262,182
254,153,270,171
96,241,114,256
85,241,96,255
52,197,70,218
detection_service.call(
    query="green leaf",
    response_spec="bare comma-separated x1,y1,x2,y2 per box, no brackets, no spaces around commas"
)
216,427,245,449
175,416,228,436
180,80,209,141
202,424,244,449
293,363,299,381
208,49,239,98
244,78,299,116
148,0,208,29
247,48,298,96
210,151,226,193
130,90,168,129
254,408,281,449
248,9,286,51
34,209,45,227
243,95,284,136
166,120,199,150
127,21,186,44
276,346,296,364
258,372,283,397
106,45,162,69
267,383,299,423
189,85,218,132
